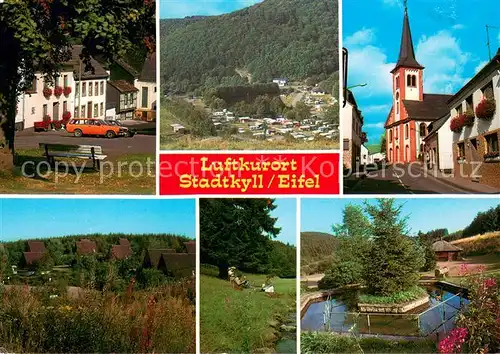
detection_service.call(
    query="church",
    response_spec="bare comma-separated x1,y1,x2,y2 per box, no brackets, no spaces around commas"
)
384,6,453,163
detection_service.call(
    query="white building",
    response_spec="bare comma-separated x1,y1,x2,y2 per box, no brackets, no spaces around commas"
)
360,144,369,165
423,113,454,173
342,90,364,169
272,78,288,87
135,53,156,120
15,46,109,130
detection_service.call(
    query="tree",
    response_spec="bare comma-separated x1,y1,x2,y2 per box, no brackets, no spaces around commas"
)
380,132,387,154
0,0,155,170
295,101,311,121
323,106,339,125
200,198,281,278
363,199,424,295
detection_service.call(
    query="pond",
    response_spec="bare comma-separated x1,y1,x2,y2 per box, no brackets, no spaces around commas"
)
301,285,469,337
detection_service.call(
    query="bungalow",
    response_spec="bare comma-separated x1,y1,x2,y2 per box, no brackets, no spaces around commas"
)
143,248,176,269
272,78,289,87
432,240,462,261
143,241,195,278
22,240,47,267
111,238,133,260
447,48,500,188
171,123,186,133
76,239,97,255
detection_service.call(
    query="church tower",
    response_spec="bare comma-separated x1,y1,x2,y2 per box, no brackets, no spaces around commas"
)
391,5,424,123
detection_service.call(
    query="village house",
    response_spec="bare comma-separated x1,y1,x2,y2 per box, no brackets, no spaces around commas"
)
272,78,288,87
342,89,364,169
15,46,109,130
106,80,139,120
134,53,156,121
423,113,454,173
143,241,195,278
432,240,462,261
76,239,97,255
384,7,452,163
22,240,47,267
111,238,133,260
447,48,500,188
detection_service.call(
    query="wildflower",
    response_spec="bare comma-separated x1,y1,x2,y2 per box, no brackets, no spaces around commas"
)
482,278,496,289
438,327,468,354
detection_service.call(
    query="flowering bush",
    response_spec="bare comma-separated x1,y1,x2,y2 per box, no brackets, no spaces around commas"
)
463,110,475,127
63,86,72,96
42,114,51,122
475,98,496,120
42,87,52,97
450,115,464,133
438,327,468,354
62,111,71,122
54,86,63,97
52,120,63,130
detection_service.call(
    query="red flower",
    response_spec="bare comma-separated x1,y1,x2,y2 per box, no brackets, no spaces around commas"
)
43,87,52,97
438,327,468,354
475,98,496,120
63,86,72,96
62,111,71,122
54,86,63,97
43,114,51,122
450,115,466,133
483,278,496,289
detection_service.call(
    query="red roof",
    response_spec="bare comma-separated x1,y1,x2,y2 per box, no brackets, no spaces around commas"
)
112,245,132,260
160,253,195,277
144,249,176,268
184,241,195,254
76,239,97,255
119,238,131,247
24,252,44,265
28,240,46,253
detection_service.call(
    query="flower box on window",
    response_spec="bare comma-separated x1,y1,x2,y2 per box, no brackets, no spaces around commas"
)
464,109,475,127
450,115,464,133
43,87,52,98
54,86,63,97
484,151,500,163
62,111,71,122
475,98,496,120
456,156,466,164
63,86,72,96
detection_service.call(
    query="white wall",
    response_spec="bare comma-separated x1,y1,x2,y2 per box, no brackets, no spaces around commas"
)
360,145,368,165
405,68,420,101
135,80,156,111
437,123,454,171
74,78,108,119
451,70,500,143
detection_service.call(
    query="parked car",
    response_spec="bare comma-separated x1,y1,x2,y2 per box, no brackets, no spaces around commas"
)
65,118,123,138
104,119,136,137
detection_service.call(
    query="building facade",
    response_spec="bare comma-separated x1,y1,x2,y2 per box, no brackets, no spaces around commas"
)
448,49,500,188
135,53,156,121
342,90,363,169
107,80,139,120
385,7,452,163
423,113,454,173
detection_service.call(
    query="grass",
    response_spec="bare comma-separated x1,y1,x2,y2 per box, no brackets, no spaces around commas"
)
451,231,500,255
200,274,296,353
0,282,195,353
301,332,437,353
358,286,427,304
0,149,155,194
161,135,339,150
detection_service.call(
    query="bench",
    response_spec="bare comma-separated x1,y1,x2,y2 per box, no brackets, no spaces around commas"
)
39,143,107,171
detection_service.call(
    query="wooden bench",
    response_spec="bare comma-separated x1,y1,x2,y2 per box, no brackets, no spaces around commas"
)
39,143,107,171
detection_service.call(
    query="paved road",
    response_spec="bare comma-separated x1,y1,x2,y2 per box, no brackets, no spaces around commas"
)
15,129,155,159
345,164,471,194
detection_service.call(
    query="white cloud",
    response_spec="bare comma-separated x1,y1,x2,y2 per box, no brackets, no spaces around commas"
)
364,122,385,129
452,24,465,30
348,45,395,97
344,28,376,47
363,104,391,113
382,0,399,6
416,30,471,94
474,61,488,74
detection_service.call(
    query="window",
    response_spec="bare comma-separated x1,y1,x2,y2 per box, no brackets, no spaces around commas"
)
100,81,104,95
485,133,499,153
396,92,400,114
74,106,79,118
89,82,93,96
456,104,463,115
405,124,409,139
395,76,400,89
420,123,427,137
466,95,474,111
389,129,393,142
94,103,98,117
142,87,148,108
154,86,157,93
481,81,494,99
395,127,399,140
43,104,47,116
81,105,86,117
458,142,465,157
124,93,129,106
82,83,86,97
470,138,478,151
29,77,37,92
63,101,67,113
55,76,59,87
94,82,98,96
64,75,68,87
343,139,349,151
407,74,417,87
100,102,104,116
31,107,35,115
407,74,411,86
75,82,80,96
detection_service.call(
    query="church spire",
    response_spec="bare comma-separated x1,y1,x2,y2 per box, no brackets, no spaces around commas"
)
391,3,424,73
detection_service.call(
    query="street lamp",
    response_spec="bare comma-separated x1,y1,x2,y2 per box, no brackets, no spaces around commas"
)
347,83,368,90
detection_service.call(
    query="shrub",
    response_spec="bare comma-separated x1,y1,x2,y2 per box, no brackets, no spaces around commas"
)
43,87,52,97
318,261,363,289
63,86,72,96
420,241,437,271
200,264,219,277
475,98,496,120
358,286,427,304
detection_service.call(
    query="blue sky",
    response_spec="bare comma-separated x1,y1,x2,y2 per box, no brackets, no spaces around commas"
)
0,199,196,241
344,0,500,145
160,0,263,19
301,198,500,236
270,198,297,246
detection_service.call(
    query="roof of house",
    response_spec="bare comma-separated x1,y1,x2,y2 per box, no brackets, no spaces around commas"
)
112,245,132,260
28,240,46,253
432,240,463,252
424,113,451,140
108,80,139,93
145,248,176,268
71,45,109,80
448,48,500,107
114,58,140,78
184,241,195,254
119,238,131,247
402,94,453,121
24,252,45,265
76,239,97,255
392,9,424,73
160,253,195,275
138,52,156,83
